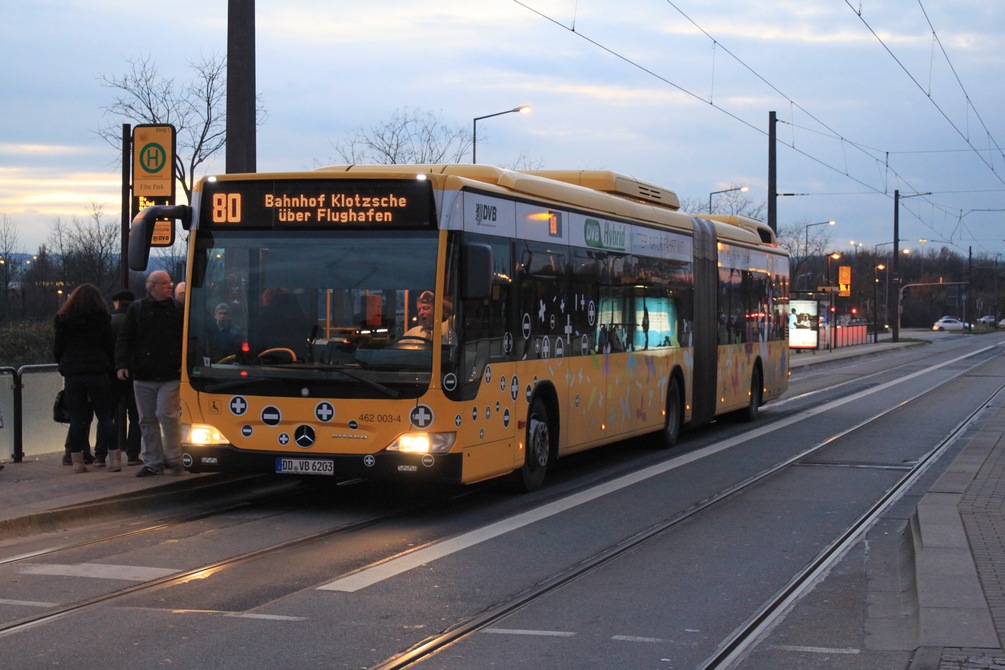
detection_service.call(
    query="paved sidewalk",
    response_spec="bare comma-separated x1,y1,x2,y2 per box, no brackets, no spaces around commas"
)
0,450,242,536
915,393,1005,669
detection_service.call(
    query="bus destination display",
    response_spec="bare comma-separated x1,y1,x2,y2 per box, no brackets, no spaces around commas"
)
203,179,434,229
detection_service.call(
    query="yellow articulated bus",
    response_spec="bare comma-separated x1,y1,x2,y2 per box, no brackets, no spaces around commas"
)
129,165,789,491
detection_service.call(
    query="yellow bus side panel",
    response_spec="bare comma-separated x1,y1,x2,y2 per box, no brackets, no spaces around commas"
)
716,340,789,413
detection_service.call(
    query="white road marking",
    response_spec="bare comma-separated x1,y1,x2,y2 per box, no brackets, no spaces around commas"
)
612,635,666,643
225,613,307,621
483,628,576,637
317,349,984,593
19,563,176,581
0,598,57,608
770,645,861,654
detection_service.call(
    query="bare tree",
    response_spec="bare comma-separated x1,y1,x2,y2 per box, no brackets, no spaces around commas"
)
97,54,264,204
777,221,836,292
500,153,545,171
678,188,765,221
0,214,21,320
47,205,120,296
329,108,472,165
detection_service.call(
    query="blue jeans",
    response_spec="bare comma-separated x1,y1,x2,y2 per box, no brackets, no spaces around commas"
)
64,374,115,455
133,380,181,471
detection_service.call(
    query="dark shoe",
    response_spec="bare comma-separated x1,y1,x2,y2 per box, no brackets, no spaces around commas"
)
94,459,106,467
126,457,143,466
83,455,95,465
62,453,72,466
135,466,159,478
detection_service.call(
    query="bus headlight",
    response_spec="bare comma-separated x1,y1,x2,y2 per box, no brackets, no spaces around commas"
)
385,432,456,454
183,424,230,446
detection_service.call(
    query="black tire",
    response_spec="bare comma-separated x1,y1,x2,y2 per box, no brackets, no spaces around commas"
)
740,366,763,423
515,398,552,492
655,378,682,449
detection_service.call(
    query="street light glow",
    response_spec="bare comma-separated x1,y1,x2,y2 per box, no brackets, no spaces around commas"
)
708,186,749,214
472,105,532,164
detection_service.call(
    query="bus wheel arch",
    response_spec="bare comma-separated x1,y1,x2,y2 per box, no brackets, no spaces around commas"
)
655,368,685,449
512,385,559,492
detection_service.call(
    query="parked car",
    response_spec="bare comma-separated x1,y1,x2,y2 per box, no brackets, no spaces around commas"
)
933,316,967,332
978,315,996,325
998,318,1005,329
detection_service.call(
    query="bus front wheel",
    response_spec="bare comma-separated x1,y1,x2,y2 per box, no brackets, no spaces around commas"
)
514,398,551,492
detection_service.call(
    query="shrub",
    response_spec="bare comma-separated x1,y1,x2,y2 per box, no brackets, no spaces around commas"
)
0,320,54,369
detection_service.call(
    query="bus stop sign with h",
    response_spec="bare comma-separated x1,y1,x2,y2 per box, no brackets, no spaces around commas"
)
131,124,176,247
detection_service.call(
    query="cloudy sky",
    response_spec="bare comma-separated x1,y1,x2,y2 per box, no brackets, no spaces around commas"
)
3,0,1003,259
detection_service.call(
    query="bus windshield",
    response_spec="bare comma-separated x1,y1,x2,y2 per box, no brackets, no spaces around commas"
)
186,229,440,399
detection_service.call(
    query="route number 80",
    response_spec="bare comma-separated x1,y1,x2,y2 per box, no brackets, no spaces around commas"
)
212,193,242,223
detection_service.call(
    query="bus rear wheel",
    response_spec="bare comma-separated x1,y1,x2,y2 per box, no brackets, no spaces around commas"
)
740,367,763,422
655,378,682,449
514,398,551,492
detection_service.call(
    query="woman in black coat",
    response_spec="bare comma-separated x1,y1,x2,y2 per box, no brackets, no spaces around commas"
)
54,284,119,473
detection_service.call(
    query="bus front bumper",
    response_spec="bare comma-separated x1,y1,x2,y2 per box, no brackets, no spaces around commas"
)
181,444,464,484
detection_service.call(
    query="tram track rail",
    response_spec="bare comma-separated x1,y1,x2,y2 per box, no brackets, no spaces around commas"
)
0,481,305,567
0,481,487,639
367,346,1005,669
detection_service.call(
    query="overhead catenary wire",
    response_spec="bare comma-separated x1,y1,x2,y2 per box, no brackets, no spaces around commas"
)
844,0,1005,182
511,0,1004,252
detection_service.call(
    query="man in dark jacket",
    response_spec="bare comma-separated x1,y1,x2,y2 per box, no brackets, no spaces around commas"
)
110,289,142,465
115,271,184,477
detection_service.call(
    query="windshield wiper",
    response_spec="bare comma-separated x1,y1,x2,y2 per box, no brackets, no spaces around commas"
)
293,364,401,399
204,376,272,393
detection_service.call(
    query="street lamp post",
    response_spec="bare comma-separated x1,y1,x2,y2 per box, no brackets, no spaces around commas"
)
472,105,531,164
875,241,909,334
892,189,930,342
708,186,748,214
802,219,836,265
873,264,885,342
826,252,841,351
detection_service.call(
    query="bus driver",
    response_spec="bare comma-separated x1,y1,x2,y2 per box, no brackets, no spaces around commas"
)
403,290,454,344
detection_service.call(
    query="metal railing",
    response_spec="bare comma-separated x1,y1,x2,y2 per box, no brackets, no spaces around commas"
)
2,365,68,463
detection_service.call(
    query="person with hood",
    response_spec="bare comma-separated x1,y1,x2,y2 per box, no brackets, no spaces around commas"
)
54,284,119,473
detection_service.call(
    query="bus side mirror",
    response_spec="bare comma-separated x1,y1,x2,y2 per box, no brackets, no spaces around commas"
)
128,205,192,271
462,243,493,300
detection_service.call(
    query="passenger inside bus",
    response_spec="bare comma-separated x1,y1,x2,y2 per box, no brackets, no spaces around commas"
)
207,303,244,361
